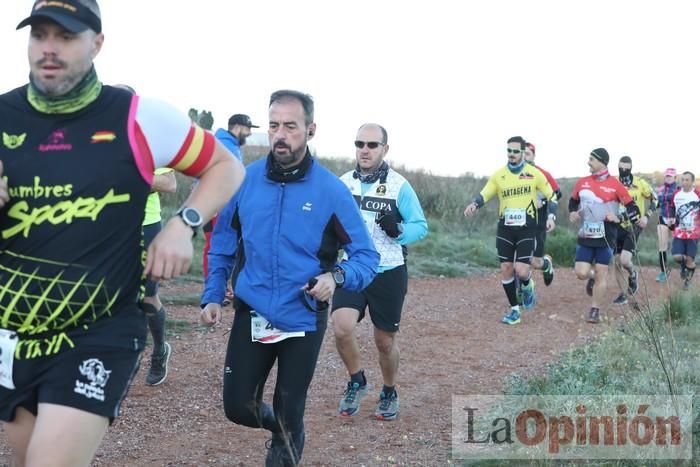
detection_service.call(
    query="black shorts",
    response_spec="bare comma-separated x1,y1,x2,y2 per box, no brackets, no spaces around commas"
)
142,222,162,297
615,226,642,255
0,313,146,424
496,224,536,264
331,264,408,332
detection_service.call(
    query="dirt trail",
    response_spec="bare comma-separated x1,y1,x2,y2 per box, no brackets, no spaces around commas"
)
0,267,678,466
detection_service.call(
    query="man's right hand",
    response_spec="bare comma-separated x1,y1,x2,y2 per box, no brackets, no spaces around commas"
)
201,303,223,326
569,210,581,223
0,161,9,209
463,203,478,217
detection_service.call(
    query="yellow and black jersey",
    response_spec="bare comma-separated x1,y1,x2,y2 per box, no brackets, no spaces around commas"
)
480,165,554,227
616,176,655,228
0,85,215,360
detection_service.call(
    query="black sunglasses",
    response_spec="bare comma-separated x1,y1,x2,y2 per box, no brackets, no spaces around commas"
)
354,140,384,149
507,148,523,154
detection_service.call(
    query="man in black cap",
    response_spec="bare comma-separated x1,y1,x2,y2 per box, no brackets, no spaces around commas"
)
568,148,641,323
215,114,260,161
0,1,245,465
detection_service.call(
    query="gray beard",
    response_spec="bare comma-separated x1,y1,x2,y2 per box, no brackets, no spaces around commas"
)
30,71,85,97
273,147,306,168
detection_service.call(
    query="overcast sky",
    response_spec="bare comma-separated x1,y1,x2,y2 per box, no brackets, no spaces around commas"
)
2,0,698,179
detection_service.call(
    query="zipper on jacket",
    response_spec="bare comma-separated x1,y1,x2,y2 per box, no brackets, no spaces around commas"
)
270,182,285,327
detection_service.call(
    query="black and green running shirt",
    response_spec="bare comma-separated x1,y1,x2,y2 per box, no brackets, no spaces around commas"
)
0,85,214,357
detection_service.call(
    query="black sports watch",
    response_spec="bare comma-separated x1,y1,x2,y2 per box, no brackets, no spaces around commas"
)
332,267,345,288
175,206,203,235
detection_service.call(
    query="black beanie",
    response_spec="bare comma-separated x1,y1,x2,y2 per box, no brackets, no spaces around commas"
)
590,148,609,166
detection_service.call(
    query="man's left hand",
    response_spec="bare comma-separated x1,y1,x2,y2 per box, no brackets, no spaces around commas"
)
145,217,194,280
546,218,556,232
376,209,401,238
302,272,335,303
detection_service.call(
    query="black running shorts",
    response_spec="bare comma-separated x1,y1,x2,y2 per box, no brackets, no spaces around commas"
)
0,313,146,424
496,224,536,264
615,225,642,255
331,264,408,332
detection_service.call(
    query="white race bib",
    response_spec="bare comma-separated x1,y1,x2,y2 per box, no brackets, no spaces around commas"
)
503,208,526,227
582,221,605,239
250,312,304,344
0,329,18,390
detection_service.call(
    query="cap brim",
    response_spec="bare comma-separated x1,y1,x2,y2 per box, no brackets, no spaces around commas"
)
250,124,260,128
17,12,90,33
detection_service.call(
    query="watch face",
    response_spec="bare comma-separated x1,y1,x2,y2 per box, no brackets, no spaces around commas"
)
182,208,202,226
333,270,345,285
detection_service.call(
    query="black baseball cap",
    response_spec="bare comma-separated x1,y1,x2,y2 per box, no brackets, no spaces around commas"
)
17,0,102,34
228,114,259,128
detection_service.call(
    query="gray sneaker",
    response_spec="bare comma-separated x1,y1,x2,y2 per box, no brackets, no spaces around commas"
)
374,390,400,421
613,293,628,305
338,381,367,417
146,342,171,386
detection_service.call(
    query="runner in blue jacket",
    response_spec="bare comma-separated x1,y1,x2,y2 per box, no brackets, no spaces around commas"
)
200,90,379,466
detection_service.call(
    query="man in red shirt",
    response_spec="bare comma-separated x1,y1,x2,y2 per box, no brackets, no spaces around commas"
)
568,148,641,323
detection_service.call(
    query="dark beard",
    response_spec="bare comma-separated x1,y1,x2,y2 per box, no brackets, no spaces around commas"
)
272,145,306,168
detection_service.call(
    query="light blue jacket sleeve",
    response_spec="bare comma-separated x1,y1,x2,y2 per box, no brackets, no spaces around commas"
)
200,193,239,306
397,182,428,245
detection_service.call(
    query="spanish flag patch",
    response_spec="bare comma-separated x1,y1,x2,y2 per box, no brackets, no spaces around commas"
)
91,131,117,143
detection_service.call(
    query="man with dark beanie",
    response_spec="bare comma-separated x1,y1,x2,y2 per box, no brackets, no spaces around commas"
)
0,1,245,465
568,148,641,323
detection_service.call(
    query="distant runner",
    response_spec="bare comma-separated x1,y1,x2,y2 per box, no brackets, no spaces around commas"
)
464,136,556,325
655,168,679,282
568,148,640,323
611,156,657,305
670,171,700,290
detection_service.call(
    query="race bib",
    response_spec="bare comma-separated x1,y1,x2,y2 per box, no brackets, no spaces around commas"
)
504,208,526,227
0,329,18,390
250,311,305,344
582,221,605,238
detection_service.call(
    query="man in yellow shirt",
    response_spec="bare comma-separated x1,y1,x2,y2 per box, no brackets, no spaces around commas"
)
142,168,177,385
464,136,556,324
613,156,657,305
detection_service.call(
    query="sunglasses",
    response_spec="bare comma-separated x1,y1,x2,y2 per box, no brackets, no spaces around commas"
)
507,148,523,154
355,140,384,149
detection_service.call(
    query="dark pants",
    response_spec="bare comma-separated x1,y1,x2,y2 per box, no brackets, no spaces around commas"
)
223,304,327,463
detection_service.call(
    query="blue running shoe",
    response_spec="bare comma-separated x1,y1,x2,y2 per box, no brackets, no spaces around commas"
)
339,381,368,417
655,271,667,283
501,308,521,325
374,390,399,421
521,280,536,310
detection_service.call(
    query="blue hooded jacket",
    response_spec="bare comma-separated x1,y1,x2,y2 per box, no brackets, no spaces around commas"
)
214,128,242,160
201,154,379,332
